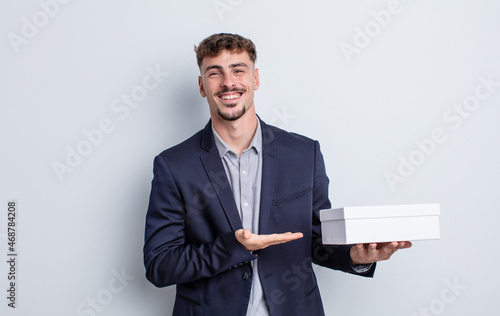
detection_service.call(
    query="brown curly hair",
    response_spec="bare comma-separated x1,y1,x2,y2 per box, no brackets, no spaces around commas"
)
194,33,257,68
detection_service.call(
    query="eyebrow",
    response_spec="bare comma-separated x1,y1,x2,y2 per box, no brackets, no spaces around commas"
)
204,63,249,74
229,62,249,69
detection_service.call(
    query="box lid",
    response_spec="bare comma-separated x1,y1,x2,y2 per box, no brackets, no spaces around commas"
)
320,203,440,221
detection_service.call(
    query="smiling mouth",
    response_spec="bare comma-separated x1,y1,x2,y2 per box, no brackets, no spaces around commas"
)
217,89,245,102
219,93,242,100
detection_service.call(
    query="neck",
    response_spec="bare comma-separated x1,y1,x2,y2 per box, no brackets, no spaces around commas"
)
211,111,258,156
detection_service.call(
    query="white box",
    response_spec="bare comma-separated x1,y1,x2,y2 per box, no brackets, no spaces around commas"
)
320,203,440,245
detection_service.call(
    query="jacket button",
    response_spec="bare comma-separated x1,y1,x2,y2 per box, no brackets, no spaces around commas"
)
242,272,252,280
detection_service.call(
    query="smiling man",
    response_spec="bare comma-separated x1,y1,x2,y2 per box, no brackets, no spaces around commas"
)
200,53,255,121
143,33,410,316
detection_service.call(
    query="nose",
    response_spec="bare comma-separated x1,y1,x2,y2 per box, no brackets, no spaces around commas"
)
221,73,236,88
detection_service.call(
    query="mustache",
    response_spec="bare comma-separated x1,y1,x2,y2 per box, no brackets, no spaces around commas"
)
216,88,246,96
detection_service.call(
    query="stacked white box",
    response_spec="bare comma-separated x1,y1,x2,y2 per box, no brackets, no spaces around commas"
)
320,203,440,245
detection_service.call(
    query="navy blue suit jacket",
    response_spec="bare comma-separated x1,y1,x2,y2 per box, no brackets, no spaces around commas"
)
144,119,375,316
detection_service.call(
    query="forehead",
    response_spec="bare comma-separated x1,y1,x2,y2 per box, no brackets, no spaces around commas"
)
201,50,253,71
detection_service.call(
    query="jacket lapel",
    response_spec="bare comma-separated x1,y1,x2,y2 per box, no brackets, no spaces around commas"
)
258,120,279,234
199,121,243,231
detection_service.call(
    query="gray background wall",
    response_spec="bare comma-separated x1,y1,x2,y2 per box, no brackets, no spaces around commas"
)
1,0,499,315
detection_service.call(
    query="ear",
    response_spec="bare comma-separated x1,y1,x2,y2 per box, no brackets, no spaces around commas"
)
198,76,206,97
253,68,260,91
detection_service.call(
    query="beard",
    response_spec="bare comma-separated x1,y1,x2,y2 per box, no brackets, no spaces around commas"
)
217,105,246,121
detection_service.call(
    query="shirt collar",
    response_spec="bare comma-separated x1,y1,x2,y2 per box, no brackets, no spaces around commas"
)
212,118,262,158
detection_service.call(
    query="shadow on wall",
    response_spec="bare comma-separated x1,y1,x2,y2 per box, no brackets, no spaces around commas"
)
164,67,209,140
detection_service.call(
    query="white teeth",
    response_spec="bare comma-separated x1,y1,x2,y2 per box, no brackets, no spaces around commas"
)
221,94,240,100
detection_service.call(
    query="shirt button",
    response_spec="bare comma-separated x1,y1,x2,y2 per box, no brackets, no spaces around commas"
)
243,202,249,207
242,170,247,175
242,272,252,280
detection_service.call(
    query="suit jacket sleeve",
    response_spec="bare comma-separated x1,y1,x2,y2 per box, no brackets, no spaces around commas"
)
143,155,257,287
310,141,375,277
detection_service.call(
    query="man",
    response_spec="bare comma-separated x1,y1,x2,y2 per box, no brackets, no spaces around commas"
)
143,33,410,316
